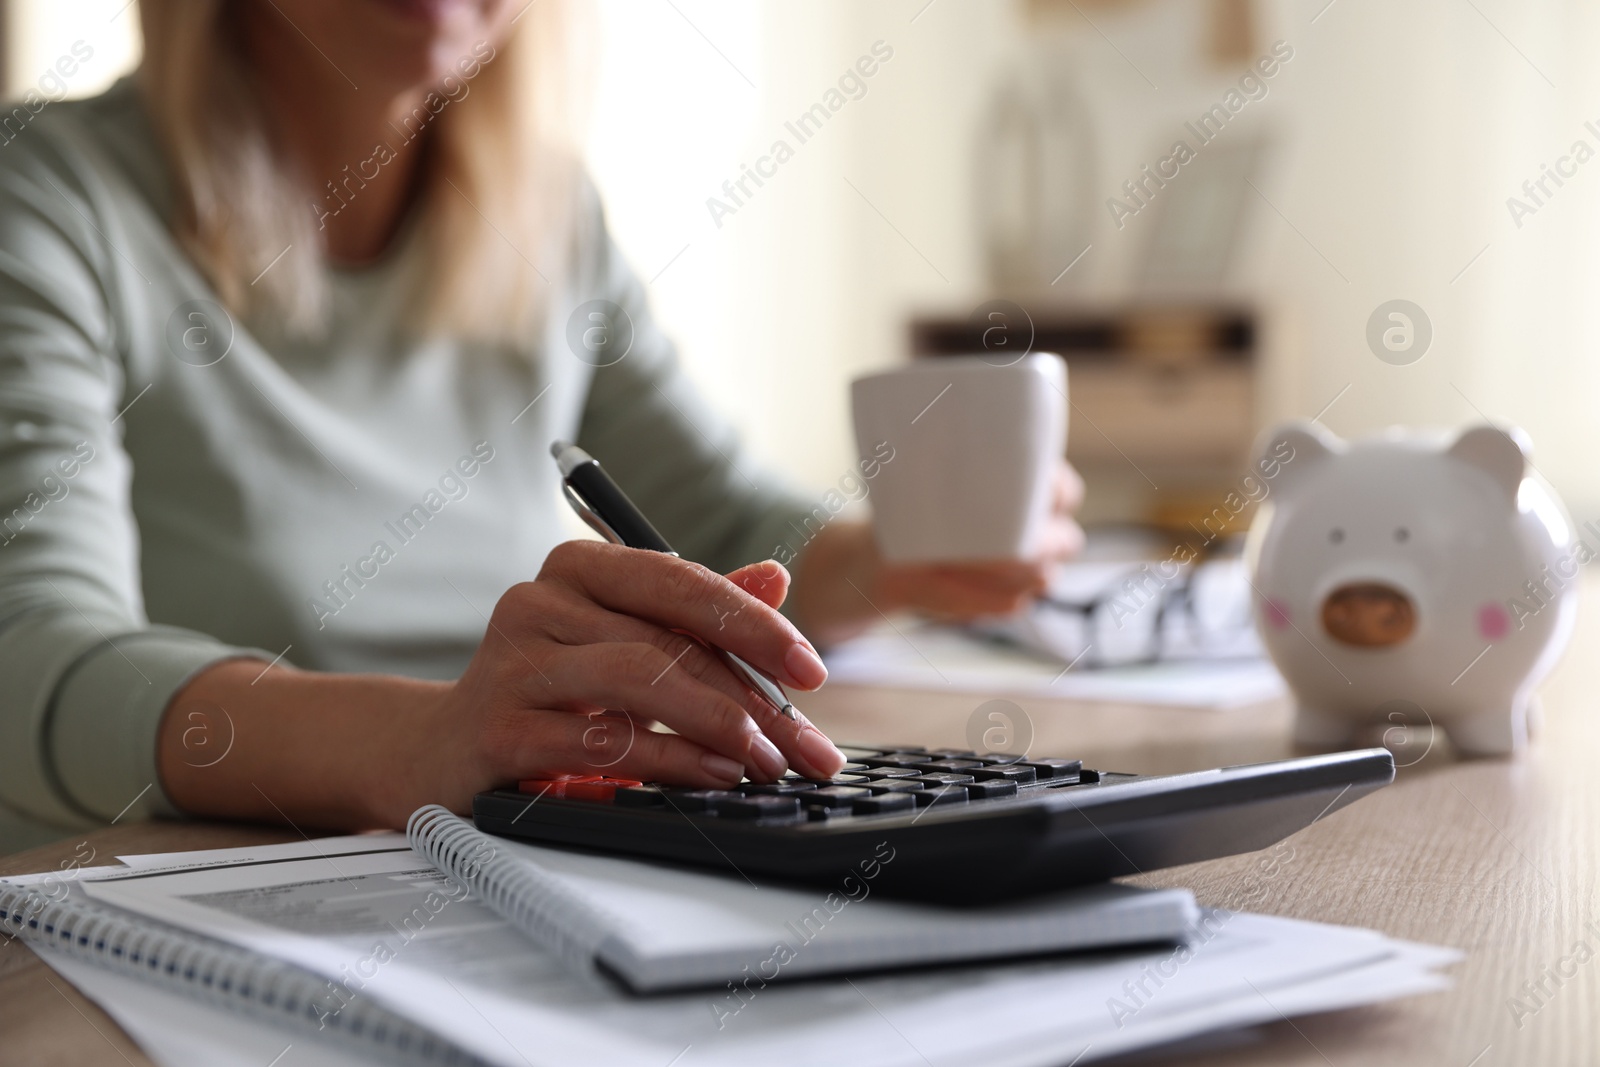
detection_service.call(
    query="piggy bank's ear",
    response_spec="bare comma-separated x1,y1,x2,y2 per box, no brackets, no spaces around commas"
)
1253,420,1340,493
1447,424,1527,500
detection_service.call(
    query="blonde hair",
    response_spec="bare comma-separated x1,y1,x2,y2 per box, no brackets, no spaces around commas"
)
136,1,584,342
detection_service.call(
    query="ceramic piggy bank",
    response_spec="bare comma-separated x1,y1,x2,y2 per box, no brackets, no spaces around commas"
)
1244,421,1578,756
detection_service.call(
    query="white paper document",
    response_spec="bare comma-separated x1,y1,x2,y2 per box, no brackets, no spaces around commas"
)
823,620,1286,708
34,837,1459,1067
112,831,408,872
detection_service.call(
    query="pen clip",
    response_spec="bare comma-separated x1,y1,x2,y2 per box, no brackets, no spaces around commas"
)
562,482,625,547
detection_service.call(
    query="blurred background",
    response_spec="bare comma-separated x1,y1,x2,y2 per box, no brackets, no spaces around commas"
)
7,0,1600,531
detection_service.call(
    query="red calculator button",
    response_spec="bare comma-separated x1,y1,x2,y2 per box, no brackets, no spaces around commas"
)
563,777,643,802
516,776,642,802
517,775,595,796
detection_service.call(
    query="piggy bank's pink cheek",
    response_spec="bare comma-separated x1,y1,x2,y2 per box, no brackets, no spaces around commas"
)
1262,598,1292,631
1478,603,1510,641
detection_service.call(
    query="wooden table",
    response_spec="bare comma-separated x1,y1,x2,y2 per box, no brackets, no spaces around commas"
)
5,590,1600,1067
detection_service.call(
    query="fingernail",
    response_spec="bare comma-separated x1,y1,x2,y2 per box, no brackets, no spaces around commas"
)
747,732,788,779
700,752,746,784
796,727,845,777
784,643,828,689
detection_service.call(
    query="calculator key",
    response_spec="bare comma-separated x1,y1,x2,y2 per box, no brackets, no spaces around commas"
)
740,781,817,795
518,775,596,795
660,789,737,813
927,748,977,758
858,767,922,780
1021,758,1083,780
800,786,873,809
714,794,802,820
964,779,1019,800
913,785,968,808
912,772,976,786
975,753,1027,765
836,745,889,760
862,755,932,769
517,776,642,802
864,779,925,794
804,775,872,787
1039,776,1089,790
969,766,1037,784
915,759,983,773
566,778,643,801
852,793,916,815
614,786,668,808
838,763,873,774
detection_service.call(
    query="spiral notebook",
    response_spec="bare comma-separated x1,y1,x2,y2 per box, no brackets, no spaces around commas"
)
405,808,1199,990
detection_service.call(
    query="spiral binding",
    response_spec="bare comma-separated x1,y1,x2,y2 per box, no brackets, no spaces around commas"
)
0,879,489,1067
407,805,617,978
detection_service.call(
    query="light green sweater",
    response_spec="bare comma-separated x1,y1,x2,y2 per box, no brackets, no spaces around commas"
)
0,80,811,851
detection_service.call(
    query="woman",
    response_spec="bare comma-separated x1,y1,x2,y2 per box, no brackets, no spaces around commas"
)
0,0,1081,848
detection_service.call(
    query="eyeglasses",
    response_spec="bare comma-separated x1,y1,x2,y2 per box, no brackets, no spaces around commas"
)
1022,558,1261,669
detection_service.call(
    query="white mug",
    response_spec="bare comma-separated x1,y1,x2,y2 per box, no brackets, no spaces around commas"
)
851,353,1067,562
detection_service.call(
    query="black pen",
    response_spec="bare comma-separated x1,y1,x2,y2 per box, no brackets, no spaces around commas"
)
550,441,800,721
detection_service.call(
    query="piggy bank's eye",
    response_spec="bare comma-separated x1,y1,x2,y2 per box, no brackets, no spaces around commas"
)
1329,528,1345,544
1394,527,1410,543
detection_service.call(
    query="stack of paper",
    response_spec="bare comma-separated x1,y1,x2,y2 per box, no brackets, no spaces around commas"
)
15,835,1457,1067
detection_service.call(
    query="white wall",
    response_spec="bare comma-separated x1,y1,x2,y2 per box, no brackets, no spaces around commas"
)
585,0,906,498
4,0,140,99
1245,0,1600,520
586,0,1029,498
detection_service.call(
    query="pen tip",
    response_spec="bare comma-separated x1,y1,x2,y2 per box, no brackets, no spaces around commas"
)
549,440,571,460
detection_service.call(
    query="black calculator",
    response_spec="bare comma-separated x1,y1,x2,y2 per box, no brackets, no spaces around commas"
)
473,745,1394,903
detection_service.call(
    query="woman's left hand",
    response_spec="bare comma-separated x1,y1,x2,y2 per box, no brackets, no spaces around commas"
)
788,461,1085,645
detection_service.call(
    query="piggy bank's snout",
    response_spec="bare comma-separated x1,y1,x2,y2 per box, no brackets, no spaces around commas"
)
1320,583,1416,648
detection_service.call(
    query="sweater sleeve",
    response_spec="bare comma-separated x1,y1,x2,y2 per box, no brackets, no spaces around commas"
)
0,133,261,832
573,198,817,582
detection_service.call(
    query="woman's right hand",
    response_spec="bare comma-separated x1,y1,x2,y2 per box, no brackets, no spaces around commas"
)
390,541,846,821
